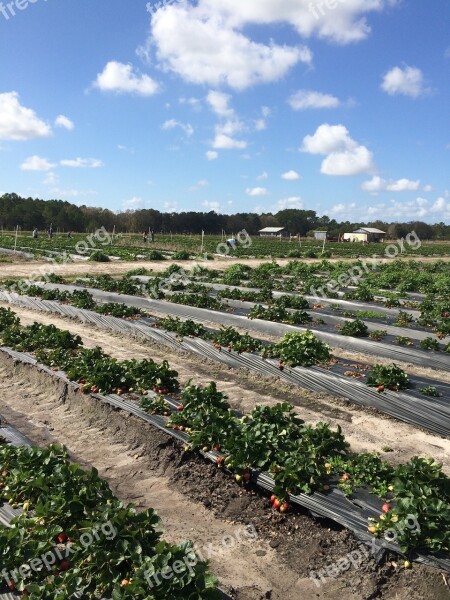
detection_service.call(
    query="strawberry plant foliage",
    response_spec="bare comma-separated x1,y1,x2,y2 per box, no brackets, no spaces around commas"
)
271,331,331,367
0,444,220,598
367,364,410,391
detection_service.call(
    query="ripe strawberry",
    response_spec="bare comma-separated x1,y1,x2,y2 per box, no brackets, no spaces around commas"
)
270,495,276,504
272,499,281,510
59,561,70,571
57,533,68,544
377,385,385,393
7,581,15,590
177,404,184,411
217,457,224,465
381,503,391,513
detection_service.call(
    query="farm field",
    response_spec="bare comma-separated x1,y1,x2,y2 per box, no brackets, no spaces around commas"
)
1,231,450,262
0,256,449,599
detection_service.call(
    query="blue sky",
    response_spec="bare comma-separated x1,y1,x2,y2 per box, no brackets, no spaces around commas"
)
0,0,449,222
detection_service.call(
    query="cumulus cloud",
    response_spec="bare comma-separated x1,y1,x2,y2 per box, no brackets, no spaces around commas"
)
93,61,159,96
123,196,144,209
329,196,450,220
162,118,194,136
288,90,340,110
206,150,218,160
150,0,395,56
246,187,269,196
60,158,104,168
362,175,421,193
275,196,303,210
281,170,301,180
381,65,429,98
213,133,247,149
55,115,74,130
302,123,374,176
202,199,221,211
20,155,56,171
150,4,312,90
0,92,51,140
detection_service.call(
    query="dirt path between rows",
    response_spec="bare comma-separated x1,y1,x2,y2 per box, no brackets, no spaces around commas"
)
0,354,449,600
3,302,450,474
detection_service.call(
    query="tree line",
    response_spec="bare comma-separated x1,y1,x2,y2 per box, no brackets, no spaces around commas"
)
1,193,449,240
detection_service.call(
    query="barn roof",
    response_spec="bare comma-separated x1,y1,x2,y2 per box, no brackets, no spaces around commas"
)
258,227,286,233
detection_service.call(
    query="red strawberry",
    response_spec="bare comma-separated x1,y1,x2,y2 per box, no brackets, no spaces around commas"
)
381,503,391,513
59,560,70,571
177,404,184,411
57,533,68,544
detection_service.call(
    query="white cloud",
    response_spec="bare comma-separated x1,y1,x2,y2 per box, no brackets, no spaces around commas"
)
189,179,209,191
288,90,340,110
20,155,56,171
49,187,97,199
55,115,74,130
60,158,104,168
276,196,303,210
362,175,421,193
206,90,235,118
43,172,58,186
256,171,268,181
0,92,51,140
329,196,450,221
302,123,374,176
179,96,202,110
254,118,267,131
281,170,301,180
93,61,159,96
246,187,269,197
322,146,374,176
203,200,221,211
206,150,218,160
157,1,396,49
117,144,135,154
381,65,429,98
123,196,144,209
162,118,194,136
213,133,247,149
151,4,312,91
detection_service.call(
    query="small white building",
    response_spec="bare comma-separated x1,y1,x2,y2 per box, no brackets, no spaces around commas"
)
258,227,287,238
343,228,386,243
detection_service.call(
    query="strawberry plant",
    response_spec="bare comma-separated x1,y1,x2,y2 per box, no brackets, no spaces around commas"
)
419,337,441,351
367,364,410,391
169,292,221,310
331,452,395,498
213,326,264,353
394,311,415,327
95,302,144,319
374,457,450,553
156,317,208,338
368,329,387,341
141,394,171,416
271,331,331,367
339,319,369,337
419,386,442,397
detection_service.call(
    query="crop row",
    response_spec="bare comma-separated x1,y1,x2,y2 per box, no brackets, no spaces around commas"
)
0,442,219,598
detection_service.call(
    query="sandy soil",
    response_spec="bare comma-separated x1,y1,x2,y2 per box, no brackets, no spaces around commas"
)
1,354,449,600
3,302,450,474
